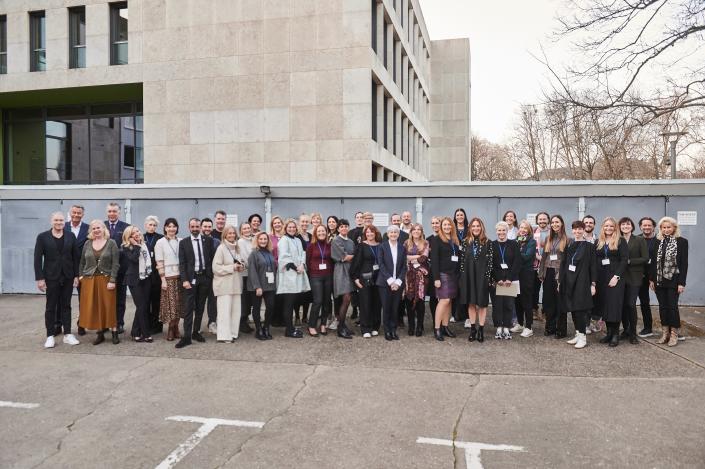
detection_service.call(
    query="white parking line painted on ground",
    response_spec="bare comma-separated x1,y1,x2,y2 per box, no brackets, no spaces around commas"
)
156,416,265,469
0,401,40,409
417,437,526,469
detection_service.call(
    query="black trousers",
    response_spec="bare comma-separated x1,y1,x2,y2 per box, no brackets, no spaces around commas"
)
405,297,425,332
116,280,127,327
147,272,162,331
571,309,589,334
516,269,535,329
129,278,151,338
492,293,514,328
533,271,542,309
280,293,299,334
206,289,217,325
182,274,211,339
240,280,253,326
655,287,680,328
45,278,73,337
308,276,333,328
378,286,402,333
358,284,381,333
638,275,653,330
251,290,274,329
542,269,566,334
272,294,285,326
55,285,79,330
621,283,640,336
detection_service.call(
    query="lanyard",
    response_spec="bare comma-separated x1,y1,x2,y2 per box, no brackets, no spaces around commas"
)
571,243,582,265
259,250,274,271
498,242,506,264
166,238,178,258
226,247,239,263
457,228,465,241
369,244,379,264
551,238,560,253
603,245,609,257
472,241,478,256
317,242,326,262
450,242,457,257
145,233,157,250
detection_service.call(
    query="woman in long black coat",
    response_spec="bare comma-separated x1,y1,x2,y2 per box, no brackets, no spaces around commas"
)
595,217,628,347
560,220,597,349
459,217,493,343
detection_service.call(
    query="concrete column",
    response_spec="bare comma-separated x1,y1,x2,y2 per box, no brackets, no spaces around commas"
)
386,23,394,72
402,0,408,28
401,54,409,100
376,164,384,182
376,3,384,60
394,40,402,87
376,84,385,145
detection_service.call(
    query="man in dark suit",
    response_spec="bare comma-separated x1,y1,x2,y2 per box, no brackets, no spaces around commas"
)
201,217,220,334
105,202,130,334
383,213,410,243
176,218,216,348
59,205,89,336
35,212,80,348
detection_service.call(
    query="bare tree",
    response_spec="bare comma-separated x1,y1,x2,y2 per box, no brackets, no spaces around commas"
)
470,136,523,180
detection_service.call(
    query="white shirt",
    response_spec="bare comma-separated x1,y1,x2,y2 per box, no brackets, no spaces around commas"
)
155,237,180,278
401,224,412,234
387,242,403,287
191,235,204,272
70,222,81,238
584,233,597,244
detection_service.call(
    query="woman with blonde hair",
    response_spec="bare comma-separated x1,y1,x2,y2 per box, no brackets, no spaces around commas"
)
595,217,628,347
404,223,429,336
649,216,688,347
514,220,537,337
276,219,311,338
247,232,277,340
460,217,493,342
121,226,153,342
539,215,569,338
430,217,460,341
212,225,245,342
78,220,120,345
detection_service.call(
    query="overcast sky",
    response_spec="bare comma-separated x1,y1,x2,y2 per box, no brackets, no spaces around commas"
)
418,0,564,144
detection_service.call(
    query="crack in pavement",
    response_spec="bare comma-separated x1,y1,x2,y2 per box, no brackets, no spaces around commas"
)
214,364,321,469
29,357,158,469
451,375,482,469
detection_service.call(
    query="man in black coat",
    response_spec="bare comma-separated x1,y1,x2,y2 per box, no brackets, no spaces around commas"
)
61,204,89,336
176,218,216,348
104,202,130,333
34,212,80,348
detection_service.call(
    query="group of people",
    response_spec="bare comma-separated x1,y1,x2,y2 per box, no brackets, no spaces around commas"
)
34,204,688,350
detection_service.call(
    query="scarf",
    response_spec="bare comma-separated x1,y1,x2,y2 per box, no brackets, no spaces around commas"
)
656,236,678,283
138,243,152,280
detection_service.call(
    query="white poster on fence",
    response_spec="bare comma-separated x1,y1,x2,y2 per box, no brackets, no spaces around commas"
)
373,213,389,227
677,211,697,226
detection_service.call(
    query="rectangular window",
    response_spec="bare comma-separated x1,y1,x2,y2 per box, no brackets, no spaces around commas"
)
0,15,7,74
371,0,377,53
110,2,128,65
69,7,86,69
371,81,377,142
30,11,46,72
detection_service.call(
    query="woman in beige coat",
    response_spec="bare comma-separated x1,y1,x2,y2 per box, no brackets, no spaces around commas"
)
212,225,245,342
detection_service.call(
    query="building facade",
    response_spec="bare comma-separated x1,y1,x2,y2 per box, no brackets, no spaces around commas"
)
0,0,470,184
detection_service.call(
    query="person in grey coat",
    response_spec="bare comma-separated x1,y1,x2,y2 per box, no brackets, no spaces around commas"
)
247,232,278,340
331,219,356,338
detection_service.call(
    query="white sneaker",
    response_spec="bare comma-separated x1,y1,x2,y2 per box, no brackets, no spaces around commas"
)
328,319,339,331
44,336,55,348
575,333,587,349
585,327,592,335
520,328,533,338
371,330,379,336
449,317,457,323
208,322,217,334
363,332,372,338
464,319,473,329
503,327,512,339
510,324,523,333
566,333,579,345
495,329,503,339
63,334,80,346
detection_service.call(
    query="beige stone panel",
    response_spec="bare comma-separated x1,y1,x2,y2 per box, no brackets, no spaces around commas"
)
189,0,216,25
239,21,263,55
264,141,290,162
342,138,372,161
141,29,167,63
316,160,345,181
214,0,242,24
129,31,144,64
343,68,370,104
316,0,343,14
316,105,343,139
167,113,191,145
86,3,109,35
241,0,265,21
315,69,343,104
237,74,264,108
290,50,317,71
263,161,291,181
144,113,167,146
142,0,166,31
144,163,178,183
238,109,265,142
316,139,343,161
344,159,370,182
213,110,237,144
316,48,344,70
215,23,240,57
189,144,214,164
290,160,317,182
290,15,317,52
238,162,266,182
46,38,67,71
343,46,370,68
343,103,371,139
190,77,218,110
290,71,317,106
263,52,290,74
290,0,316,17
212,76,239,110
238,142,265,162
343,10,369,47
263,18,290,53
264,107,290,142
162,144,192,165
343,0,369,12
212,163,241,182
263,73,291,107
290,141,316,161
165,79,192,112
166,0,191,28
189,24,218,59
214,143,238,164
238,54,264,75
189,111,214,144
289,106,317,141
263,0,291,18
143,81,167,113
186,163,215,182
317,13,344,49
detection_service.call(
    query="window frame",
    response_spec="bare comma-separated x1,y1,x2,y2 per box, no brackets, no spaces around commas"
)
68,6,86,69
109,2,128,66
29,11,46,72
0,15,7,74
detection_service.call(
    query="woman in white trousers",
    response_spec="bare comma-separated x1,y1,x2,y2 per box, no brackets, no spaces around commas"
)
212,225,245,342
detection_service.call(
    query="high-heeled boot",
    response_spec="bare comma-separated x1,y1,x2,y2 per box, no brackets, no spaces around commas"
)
477,325,485,343
434,328,444,341
441,325,456,338
111,331,120,345
468,324,477,342
657,326,671,344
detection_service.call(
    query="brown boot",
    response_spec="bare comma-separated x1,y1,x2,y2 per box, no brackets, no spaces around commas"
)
172,320,182,339
667,328,679,347
657,326,670,344
166,322,174,341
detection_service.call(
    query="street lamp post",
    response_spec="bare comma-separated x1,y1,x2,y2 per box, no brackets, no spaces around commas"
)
660,131,687,179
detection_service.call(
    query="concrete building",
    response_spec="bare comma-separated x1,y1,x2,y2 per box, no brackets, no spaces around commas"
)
0,0,471,184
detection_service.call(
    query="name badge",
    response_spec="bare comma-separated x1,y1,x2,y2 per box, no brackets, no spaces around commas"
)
266,272,275,284
648,259,651,264
602,259,610,265
451,255,459,262
319,263,327,270
500,263,508,270
413,262,420,268
373,264,379,271
150,251,155,258
549,254,558,261
192,278,196,285
568,264,576,272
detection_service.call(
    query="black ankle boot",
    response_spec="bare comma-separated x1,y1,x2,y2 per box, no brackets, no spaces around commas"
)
111,331,120,345
255,328,267,340
442,325,456,338
93,332,105,345
477,326,485,343
609,329,620,347
468,324,477,342
434,328,444,341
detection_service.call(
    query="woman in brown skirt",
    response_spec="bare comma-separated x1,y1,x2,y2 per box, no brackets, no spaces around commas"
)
155,218,182,340
79,219,121,345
